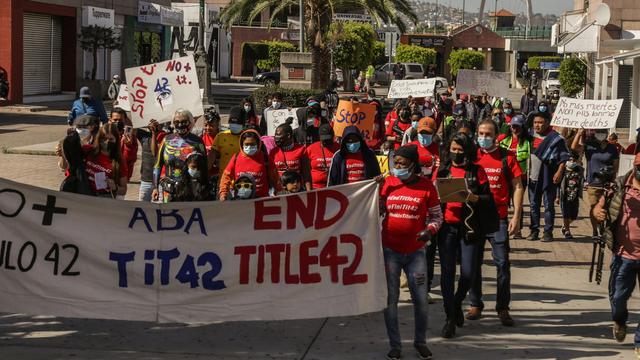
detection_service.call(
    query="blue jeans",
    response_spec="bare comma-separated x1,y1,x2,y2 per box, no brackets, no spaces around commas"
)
426,239,437,293
383,246,429,349
469,219,511,311
438,223,480,319
528,180,557,234
609,255,640,345
139,181,153,202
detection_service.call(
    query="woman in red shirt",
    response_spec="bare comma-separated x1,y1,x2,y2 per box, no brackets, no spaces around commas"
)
270,123,312,190
386,106,412,150
304,124,339,189
379,145,442,360
436,133,495,339
83,122,128,198
218,129,281,200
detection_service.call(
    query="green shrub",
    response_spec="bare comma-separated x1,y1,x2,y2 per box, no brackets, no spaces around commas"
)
373,41,387,66
395,44,437,68
559,57,587,97
447,49,484,76
256,40,297,71
252,85,325,113
528,56,562,70
329,22,377,73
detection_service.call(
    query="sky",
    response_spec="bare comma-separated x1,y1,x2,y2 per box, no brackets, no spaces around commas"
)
420,0,574,16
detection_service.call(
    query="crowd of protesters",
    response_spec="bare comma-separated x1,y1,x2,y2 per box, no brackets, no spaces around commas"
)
55,80,640,360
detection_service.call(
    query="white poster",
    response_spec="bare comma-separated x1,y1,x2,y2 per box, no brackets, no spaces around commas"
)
0,179,386,323
113,84,131,112
265,108,301,136
551,97,624,129
618,154,636,177
456,69,510,98
125,55,203,128
387,79,436,99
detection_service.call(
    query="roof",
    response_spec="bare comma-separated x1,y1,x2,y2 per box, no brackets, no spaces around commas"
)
489,9,516,17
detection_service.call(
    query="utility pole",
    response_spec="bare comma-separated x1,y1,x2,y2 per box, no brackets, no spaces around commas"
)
462,0,465,25
299,0,304,52
434,0,438,34
195,0,212,105
493,0,498,30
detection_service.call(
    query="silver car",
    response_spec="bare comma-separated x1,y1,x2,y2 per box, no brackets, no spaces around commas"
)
372,62,425,86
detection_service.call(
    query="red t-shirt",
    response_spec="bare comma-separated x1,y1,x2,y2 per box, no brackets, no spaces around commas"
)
624,143,637,155
385,119,412,150
202,132,219,177
476,148,523,219
305,141,339,189
345,151,366,183
443,166,489,224
224,152,271,198
269,144,306,177
381,176,441,254
408,140,439,180
532,127,552,149
83,146,128,195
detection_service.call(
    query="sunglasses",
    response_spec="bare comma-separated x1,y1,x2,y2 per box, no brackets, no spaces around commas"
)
235,182,253,189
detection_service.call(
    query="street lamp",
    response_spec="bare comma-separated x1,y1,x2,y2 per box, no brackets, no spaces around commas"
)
195,0,212,106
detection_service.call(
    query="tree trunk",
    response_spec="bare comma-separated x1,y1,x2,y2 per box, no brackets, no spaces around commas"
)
343,69,355,92
91,46,98,80
311,45,330,90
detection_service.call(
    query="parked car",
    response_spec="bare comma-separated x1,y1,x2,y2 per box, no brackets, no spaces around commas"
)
372,62,426,86
253,71,280,85
542,70,560,98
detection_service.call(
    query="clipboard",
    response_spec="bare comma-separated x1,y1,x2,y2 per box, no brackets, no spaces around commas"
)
436,178,469,203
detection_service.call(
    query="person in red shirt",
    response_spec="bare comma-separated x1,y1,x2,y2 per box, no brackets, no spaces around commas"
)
327,126,381,185
201,108,220,178
608,133,625,155
270,123,312,190
83,122,129,198
305,124,339,189
379,145,442,360
384,100,402,130
109,108,137,181
218,129,281,200
466,119,525,327
408,117,439,181
386,106,412,150
437,133,496,339
241,97,260,129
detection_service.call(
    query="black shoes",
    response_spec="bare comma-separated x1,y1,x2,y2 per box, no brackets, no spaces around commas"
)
386,348,402,360
561,226,573,239
542,231,554,242
528,231,540,240
414,343,433,360
441,319,456,338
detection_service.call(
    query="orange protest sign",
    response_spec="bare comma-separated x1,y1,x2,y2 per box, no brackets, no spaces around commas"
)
333,100,376,140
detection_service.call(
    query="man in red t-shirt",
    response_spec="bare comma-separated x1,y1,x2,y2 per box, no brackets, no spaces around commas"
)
408,117,439,181
305,124,340,189
467,119,525,327
385,107,413,150
270,123,312,190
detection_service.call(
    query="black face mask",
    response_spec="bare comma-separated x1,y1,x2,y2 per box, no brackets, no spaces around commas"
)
635,166,640,181
175,123,189,135
399,111,411,123
451,152,466,164
275,135,290,147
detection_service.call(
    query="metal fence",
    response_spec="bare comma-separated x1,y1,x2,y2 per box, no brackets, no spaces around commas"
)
495,26,552,39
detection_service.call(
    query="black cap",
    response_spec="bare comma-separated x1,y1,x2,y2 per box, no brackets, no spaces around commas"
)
229,106,244,124
395,144,419,168
74,114,98,127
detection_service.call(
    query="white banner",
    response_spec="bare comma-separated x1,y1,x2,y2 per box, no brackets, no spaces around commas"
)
265,108,301,137
125,55,203,128
387,79,436,99
455,69,510,98
0,179,386,323
114,84,131,112
551,97,624,129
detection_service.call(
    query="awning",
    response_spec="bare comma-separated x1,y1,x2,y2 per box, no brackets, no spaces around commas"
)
596,48,640,64
557,22,598,54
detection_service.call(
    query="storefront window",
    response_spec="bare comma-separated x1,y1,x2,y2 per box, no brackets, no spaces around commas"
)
134,31,162,65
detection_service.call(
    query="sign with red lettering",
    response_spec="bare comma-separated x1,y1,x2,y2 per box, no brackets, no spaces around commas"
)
0,178,386,323
114,84,131,111
124,55,203,128
332,100,376,140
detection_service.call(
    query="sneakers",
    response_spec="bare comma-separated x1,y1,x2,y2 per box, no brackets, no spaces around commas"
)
561,226,573,239
528,231,540,241
386,348,402,360
414,343,433,360
513,231,524,239
613,322,627,343
455,305,465,327
498,309,515,327
441,319,456,338
465,306,483,320
542,231,554,242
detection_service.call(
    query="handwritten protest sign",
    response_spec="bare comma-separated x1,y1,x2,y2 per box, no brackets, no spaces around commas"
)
551,97,624,129
125,55,203,128
387,78,436,99
265,108,300,136
333,100,376,140
114,84,131,111
0,178,386,323
456,69,510,98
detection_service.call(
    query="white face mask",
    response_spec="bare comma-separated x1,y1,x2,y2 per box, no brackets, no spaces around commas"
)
272,101,281,109
243,105,251,112
76,128,91,139
595,133,607,142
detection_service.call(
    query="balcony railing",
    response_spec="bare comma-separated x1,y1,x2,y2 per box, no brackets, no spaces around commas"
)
232,19,288,28
495,26,552,39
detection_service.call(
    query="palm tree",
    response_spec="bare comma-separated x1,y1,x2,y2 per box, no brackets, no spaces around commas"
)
219,0,418,89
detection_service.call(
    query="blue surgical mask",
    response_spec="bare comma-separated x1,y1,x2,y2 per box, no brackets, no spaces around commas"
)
411,121,419,129
237,187,253,199
76,128,91,139
418,133,433,147
392,167,412,180
188,168,200,178
243,145,258,156
346,142,360,153
477,136,494,149
504,108,513,115
229,123,243,134
539,106,548,112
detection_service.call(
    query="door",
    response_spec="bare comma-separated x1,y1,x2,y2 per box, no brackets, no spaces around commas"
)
23,13,62,95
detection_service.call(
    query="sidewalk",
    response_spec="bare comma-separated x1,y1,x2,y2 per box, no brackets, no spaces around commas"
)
0,153,636,359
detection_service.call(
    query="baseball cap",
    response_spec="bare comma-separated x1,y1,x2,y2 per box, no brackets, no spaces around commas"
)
417,117,437,133
510,114,525,127
73,114,98,127
79,87,91,98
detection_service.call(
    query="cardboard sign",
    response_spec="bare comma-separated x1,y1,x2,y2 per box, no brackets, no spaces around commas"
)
264,108,300,137
456,69,510,98
332,100,376,140
551,97,624,129
0,178,386,323
113,84,131,111
387,78,436,99
125,55,203,128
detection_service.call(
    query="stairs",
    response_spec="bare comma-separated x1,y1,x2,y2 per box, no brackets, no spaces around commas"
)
211,92,249,111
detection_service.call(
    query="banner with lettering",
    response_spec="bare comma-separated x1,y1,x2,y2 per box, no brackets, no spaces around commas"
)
455,69,510,98
125,55,203,128
114,84,131,111
265,108,301,136
551,97,623,129
0,179,386,323
333,100,376,140
387,78,436,99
